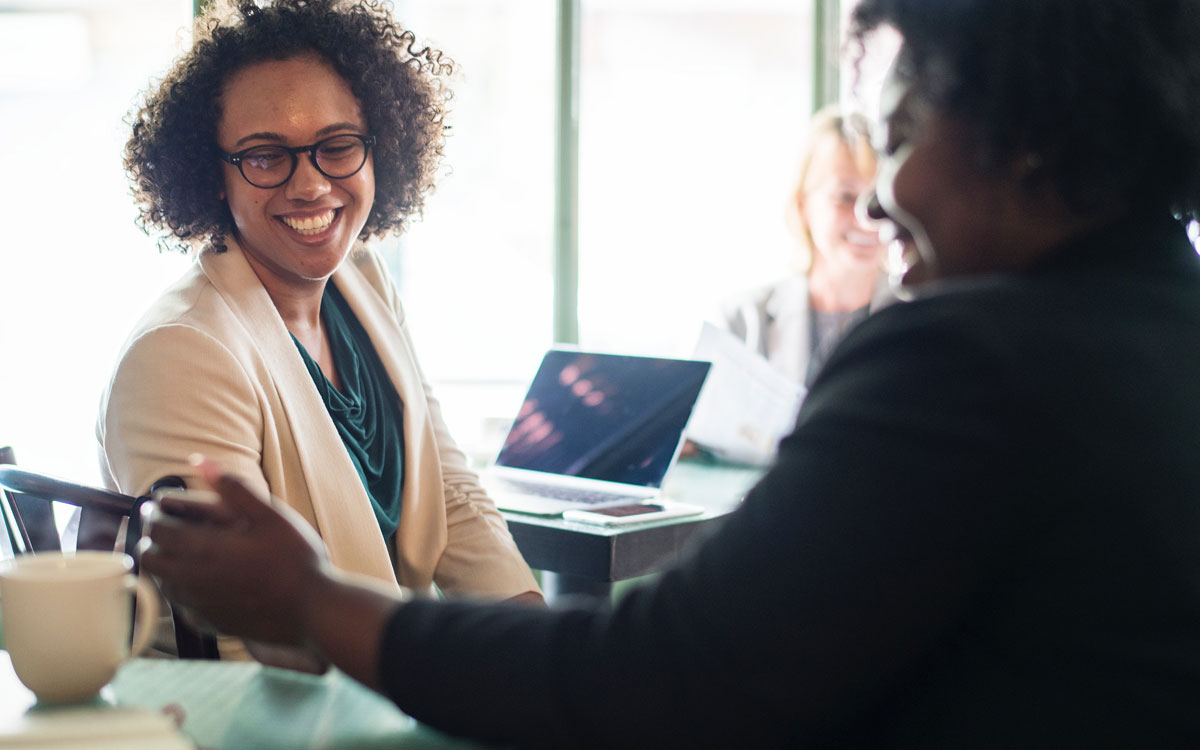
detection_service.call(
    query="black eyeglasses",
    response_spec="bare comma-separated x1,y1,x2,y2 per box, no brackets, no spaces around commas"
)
219,133,376,189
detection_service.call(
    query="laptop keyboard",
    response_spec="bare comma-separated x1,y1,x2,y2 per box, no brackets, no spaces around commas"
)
495,478,641,505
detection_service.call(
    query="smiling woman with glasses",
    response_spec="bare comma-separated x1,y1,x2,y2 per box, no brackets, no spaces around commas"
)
94,0,543,671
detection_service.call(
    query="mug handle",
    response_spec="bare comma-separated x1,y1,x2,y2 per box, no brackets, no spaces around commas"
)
124,574,161,657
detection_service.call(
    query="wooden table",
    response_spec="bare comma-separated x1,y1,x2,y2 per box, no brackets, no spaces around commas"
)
503,458,765,600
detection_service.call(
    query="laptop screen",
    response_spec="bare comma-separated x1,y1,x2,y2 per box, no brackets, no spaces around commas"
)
494,350,711,488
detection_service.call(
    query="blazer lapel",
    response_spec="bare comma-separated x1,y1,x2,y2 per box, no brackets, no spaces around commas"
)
198,240,398,587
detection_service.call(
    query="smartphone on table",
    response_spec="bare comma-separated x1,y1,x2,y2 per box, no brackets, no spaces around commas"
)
561,502,704,527
149,487,221,520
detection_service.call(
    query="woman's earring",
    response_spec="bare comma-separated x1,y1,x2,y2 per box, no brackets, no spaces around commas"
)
855,188,886,225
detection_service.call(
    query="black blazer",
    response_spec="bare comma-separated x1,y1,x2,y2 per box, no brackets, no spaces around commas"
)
381,211,1200,749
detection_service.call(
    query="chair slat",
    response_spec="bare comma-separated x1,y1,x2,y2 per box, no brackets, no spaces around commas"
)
0,465,134,516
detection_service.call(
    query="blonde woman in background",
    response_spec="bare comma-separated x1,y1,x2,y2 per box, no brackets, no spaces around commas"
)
722,106,889,387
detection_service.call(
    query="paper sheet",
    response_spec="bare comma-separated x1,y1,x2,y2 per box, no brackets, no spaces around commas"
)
685,323,805,466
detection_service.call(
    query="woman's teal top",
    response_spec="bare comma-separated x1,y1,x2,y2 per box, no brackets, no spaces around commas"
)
291,283,405,540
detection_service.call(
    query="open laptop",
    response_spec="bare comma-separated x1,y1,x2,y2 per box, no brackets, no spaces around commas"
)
485,349,711,516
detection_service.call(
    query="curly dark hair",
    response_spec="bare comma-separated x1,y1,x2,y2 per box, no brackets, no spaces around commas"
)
125,0,454,251
848,0,1200,222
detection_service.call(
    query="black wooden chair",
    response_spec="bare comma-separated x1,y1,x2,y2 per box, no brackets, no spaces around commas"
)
0,452,219,660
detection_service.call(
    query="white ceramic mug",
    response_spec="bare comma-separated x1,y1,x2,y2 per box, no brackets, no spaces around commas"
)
0,551,158,703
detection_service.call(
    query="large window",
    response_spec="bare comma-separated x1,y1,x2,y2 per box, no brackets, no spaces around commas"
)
387,0,557,386
393,0,818,371
392,0,819,458
382,0,559,461
574,0,815,358
0,1,192,480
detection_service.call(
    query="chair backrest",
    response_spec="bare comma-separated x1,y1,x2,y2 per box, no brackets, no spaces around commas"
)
0,462,141,560
0,457,219,660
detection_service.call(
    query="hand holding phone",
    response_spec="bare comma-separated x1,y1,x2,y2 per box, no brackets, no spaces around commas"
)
149,486,223,523
152,487,220,505
562,502,704,527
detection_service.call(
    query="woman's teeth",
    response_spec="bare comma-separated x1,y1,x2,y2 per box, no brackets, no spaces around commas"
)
846,230,880,247
281,210,336,235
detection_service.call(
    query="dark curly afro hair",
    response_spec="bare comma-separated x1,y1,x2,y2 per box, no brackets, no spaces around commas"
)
848,0,1200,222
125,0,454,252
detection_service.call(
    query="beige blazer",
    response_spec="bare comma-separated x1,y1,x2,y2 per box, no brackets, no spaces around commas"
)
97,239,539,603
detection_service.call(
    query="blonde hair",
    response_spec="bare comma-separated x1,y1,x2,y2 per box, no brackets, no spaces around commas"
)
785,105,877,273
